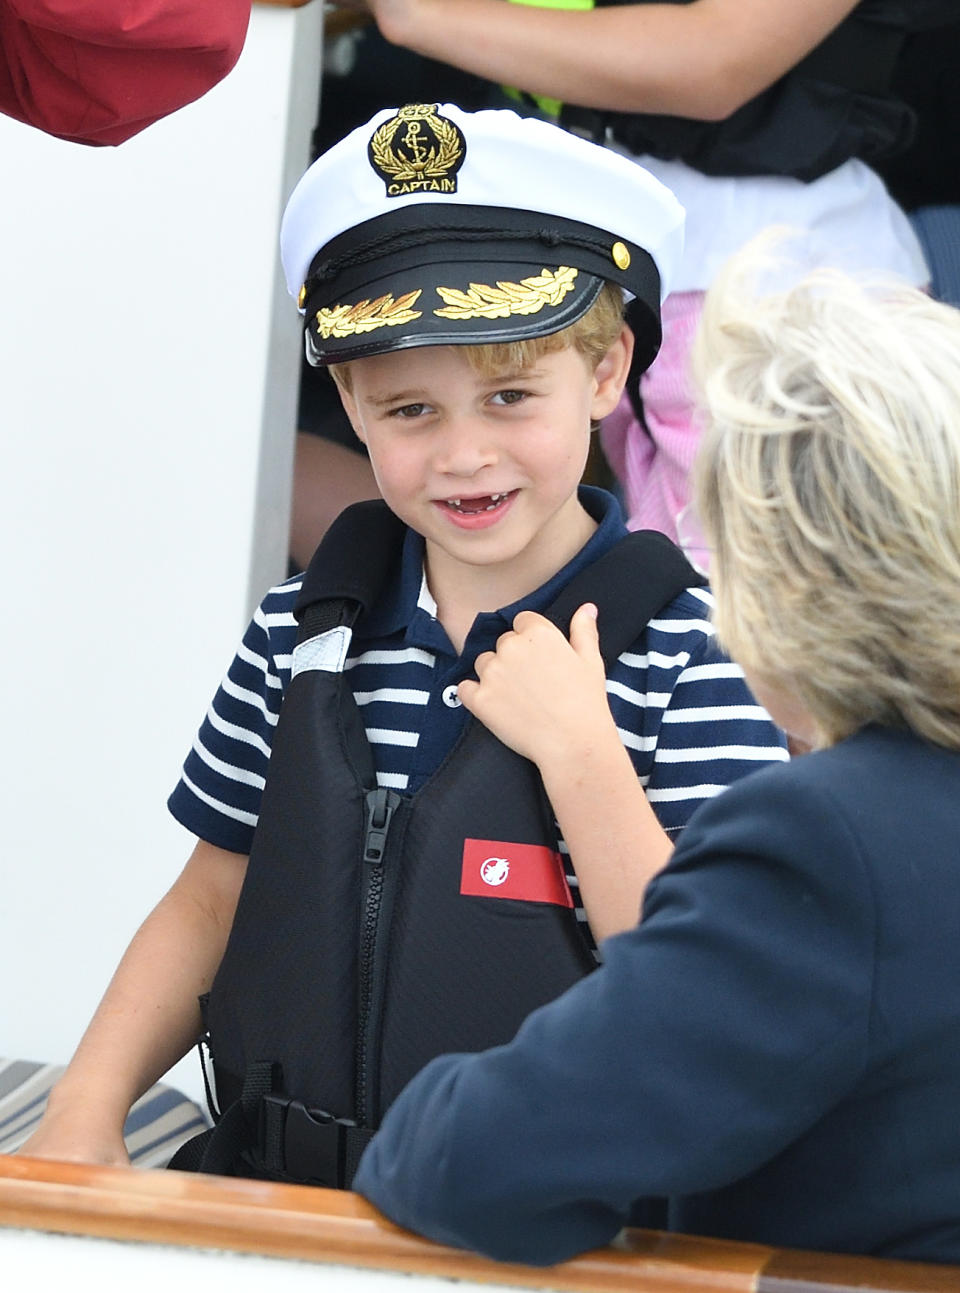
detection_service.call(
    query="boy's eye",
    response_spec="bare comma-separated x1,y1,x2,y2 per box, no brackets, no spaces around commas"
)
491,389,527,406
389,402,428,419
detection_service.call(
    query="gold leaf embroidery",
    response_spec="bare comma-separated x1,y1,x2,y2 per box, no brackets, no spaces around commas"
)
433,267,579,320
316,290,423,339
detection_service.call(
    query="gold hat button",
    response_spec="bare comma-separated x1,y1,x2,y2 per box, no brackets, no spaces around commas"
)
298,284,307,309
611,242,631,271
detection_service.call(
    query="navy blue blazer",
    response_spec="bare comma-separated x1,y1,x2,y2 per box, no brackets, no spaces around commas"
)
354,726,960,1265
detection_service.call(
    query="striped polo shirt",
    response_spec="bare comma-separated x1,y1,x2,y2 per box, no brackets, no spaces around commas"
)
169,489,787,876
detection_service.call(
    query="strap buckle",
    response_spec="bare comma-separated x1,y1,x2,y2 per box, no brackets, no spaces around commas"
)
260,1094,368,1188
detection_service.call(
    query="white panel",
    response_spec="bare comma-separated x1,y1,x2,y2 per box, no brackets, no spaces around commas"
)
0,3,323,1108
0,1228,531,1292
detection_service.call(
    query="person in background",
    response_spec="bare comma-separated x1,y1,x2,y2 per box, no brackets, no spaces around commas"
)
354,243,960,1267
0,0,250,144
874,18,960,307
333,0,944,541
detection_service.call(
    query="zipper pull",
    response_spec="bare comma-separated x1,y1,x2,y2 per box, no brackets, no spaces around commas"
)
363,787,400,863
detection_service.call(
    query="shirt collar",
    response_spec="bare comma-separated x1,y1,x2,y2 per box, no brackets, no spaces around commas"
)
496,485,626,624
354,524,435,640
356,485,627,646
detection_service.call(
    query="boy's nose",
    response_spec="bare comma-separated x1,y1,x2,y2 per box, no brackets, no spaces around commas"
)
433,417,499,477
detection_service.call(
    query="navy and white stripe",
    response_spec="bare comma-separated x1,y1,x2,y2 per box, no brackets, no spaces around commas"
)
169,490,787,864
168,580,787,855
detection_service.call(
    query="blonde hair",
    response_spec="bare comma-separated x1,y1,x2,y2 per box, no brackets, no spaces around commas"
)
692,239,960,751
329,281,625,394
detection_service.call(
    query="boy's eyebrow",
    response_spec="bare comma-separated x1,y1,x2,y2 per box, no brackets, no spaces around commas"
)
468,365,548,388
491,366,544,382
364,388,429,408
363,367,545,408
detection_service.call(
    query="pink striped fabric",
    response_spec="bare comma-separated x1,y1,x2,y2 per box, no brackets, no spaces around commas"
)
601,290,705,543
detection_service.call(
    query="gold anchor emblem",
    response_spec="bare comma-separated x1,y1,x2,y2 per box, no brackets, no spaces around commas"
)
368,104,466,198
401,118,428,167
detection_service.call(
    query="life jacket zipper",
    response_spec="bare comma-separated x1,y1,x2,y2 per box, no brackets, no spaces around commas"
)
356,785,402,1128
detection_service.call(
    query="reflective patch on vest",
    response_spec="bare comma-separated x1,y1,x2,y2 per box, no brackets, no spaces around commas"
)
292,626,353,677
460,838,573,908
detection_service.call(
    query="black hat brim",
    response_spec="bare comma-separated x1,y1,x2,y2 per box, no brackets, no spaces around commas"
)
300,204,662,370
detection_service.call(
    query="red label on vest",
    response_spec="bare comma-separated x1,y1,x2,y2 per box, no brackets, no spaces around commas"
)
460,838,574,907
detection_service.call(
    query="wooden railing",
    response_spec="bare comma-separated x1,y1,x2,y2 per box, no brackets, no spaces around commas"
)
1,1156,956,1292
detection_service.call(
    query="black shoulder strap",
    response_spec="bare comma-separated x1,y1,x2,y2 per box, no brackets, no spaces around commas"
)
294,500,405,645
545,529,706,665
294,505,705,661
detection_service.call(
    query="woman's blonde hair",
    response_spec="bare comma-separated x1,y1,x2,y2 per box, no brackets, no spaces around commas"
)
329,280,625,394
692,237,960,751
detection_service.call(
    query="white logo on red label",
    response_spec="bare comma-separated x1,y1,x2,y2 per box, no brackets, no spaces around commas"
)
480,857,510,886
460,838,573,907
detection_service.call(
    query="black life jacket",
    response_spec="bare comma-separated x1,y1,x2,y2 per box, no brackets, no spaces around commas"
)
170,500,704,1187
559,0,959,181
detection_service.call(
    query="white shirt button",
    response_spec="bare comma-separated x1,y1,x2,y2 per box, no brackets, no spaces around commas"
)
442,684,462,708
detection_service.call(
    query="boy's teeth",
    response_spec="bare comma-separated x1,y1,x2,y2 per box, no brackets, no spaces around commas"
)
446,491,509,510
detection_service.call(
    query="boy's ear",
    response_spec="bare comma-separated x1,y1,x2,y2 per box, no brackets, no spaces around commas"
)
591,323,634,421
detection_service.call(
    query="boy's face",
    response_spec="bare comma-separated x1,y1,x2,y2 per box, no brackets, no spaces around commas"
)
338,333,629,593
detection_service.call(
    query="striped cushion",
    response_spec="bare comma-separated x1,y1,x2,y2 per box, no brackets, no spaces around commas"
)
0,1057,209,1168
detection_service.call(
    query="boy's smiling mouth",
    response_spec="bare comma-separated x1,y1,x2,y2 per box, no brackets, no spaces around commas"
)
443,491,515,514
435,490,519,527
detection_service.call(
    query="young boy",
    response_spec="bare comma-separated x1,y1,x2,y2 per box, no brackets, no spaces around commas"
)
19,104,786,1182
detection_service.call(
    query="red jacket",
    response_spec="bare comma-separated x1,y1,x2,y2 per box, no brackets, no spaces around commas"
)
0,0,250,144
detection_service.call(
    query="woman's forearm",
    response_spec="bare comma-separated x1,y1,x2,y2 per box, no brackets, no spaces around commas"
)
366,0,861,121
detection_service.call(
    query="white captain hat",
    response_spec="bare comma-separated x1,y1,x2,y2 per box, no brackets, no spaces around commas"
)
281,102,685,371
